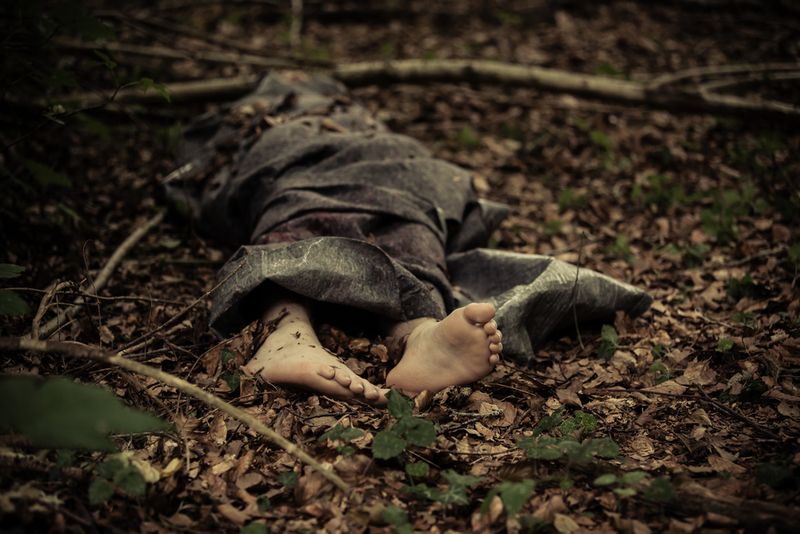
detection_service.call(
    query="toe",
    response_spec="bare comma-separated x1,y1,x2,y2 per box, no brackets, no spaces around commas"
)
363,384,379,400
331,367,352,387
318,366,336,379
489,354,500,364
464,302,496,324
488,332,502,344
349,380,365,394
484,320,498,335
489,342,503,353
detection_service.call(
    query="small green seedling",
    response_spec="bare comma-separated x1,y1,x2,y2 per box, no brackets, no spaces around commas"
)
372,390,436,460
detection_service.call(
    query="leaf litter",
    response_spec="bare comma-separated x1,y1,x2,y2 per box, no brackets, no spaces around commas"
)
1,1,799,532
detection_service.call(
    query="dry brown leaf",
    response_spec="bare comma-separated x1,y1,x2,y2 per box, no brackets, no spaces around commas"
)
676,359,717,386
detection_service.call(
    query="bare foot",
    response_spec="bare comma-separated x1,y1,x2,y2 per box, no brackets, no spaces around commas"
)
385,302,503,394
245,302,387,404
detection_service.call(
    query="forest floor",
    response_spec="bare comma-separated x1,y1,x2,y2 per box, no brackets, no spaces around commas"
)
2,1,800,532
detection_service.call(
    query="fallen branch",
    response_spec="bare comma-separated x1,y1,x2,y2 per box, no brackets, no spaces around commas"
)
54,38,299,70
0,337,350,493
35,211,165,340
54,59,800,122
334,60,800,121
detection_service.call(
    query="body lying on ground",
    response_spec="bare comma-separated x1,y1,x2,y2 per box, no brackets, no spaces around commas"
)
167,71,651,402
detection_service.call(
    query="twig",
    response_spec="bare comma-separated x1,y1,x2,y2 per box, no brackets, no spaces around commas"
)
0,337,350,493
711,245,787,269
699,72,800,94
648,62,800,89
290,0,303,54
36,211,165,339
31,281,71,340
54,37,298,70
693,385,781,440
117,260,244,353
570,233,586,350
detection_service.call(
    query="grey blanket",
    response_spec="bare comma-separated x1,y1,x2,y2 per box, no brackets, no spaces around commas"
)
168,72,651,363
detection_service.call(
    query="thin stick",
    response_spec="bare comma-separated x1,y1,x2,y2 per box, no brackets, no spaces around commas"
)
0,337,350,492
648,62,800,89
570,233,586,350
117,260,244,352
36,211,165,339
54,37,298,70
290,0,303,54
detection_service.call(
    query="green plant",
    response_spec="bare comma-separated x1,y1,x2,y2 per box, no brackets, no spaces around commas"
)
716,336,735,353
517,435,619,464
382,505,413,534
404,469,483,505
0,264,30,317
319,423,364,456
241,522,268,534
482,479,536,517
631,174,686,211
0,376,169,451
726,274,758,301
558,187,588,212
593,470,648,497
457,126,481,150
642,477,676,503
649,359,671,384
597,324,619,360
605,235,634,264
681,244,710,267
89,453,153,505
371,390,436,460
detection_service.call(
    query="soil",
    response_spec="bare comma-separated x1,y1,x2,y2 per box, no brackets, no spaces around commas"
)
1,1,799,532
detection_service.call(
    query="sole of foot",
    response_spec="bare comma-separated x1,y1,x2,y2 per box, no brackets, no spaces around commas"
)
385,302,502,395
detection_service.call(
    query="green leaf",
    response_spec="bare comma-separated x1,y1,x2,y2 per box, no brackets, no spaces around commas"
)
115,465,146,496
442,469,482,489
573,411,598,434
613,487,637,497
241,522,268,534
277,471,298,488
399,417,436,447
497,479,535,516
717,337,735,353
517,436,563,460
21,159,72,188
93,50,117,70
0,376,170,451
137,78,171,103
88,478,115,505
372,429,407,459
588,437,620,459
320,424,364,443
405,462,430,478
0,289,30,316
387,389,413,419
594,474,618,486
257,496,271,511
222,371,240,392
644,477,676,503
382,505,411,530
600,324,619,346
96,456,127,479
457,126,481,149
221,348,236,364
533,410,563,435
620,471,648,485
0,264,25,279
